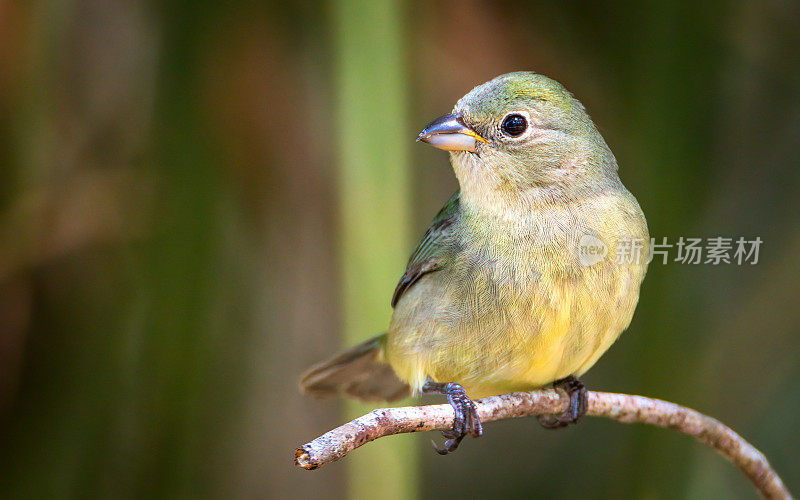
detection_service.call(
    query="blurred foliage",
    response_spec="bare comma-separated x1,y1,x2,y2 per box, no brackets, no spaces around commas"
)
333,0,416,499
0,0,798,499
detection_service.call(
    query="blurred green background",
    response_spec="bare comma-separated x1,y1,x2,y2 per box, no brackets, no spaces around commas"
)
0,1,798,498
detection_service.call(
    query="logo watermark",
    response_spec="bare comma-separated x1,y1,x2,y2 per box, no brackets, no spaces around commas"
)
577,234,762,266
578,234,608,266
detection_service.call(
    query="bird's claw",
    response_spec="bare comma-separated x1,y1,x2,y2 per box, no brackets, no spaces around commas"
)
537,375,588,429
422,380,482,454
431,435,465,455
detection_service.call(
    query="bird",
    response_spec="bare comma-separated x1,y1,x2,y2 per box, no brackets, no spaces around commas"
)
300,71,649,454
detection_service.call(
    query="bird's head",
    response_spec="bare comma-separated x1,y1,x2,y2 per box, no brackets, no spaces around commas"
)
418,72,616,211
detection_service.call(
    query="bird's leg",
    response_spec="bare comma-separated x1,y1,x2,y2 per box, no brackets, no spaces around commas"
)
421,379,482,454
537,375,588,429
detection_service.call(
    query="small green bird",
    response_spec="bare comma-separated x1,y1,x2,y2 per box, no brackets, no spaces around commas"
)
301,72,649,454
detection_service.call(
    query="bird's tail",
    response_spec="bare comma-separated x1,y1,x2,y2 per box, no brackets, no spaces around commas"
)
299,334,410,402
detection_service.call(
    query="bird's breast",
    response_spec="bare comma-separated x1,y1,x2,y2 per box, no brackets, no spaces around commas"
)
387,197,648,396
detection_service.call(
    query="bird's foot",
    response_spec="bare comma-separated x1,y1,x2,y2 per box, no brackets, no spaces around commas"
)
537,375,588,430
421,379,482,454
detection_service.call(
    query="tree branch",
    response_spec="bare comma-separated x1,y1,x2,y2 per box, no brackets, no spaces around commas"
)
294,390,791,499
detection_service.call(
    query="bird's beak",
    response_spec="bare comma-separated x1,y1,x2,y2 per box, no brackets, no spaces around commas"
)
416,113,488,152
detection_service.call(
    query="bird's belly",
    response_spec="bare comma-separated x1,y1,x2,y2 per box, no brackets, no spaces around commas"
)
386,259,643,397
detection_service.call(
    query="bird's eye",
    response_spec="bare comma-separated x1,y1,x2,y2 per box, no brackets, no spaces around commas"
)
501,114,528,137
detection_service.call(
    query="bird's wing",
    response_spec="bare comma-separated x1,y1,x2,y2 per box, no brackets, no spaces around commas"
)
391,191,460,307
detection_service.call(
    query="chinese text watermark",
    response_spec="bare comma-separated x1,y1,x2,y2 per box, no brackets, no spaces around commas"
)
578,236,762,266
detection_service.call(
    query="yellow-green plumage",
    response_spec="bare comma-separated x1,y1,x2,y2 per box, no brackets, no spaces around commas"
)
301,71,648,403
386,189,648,398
